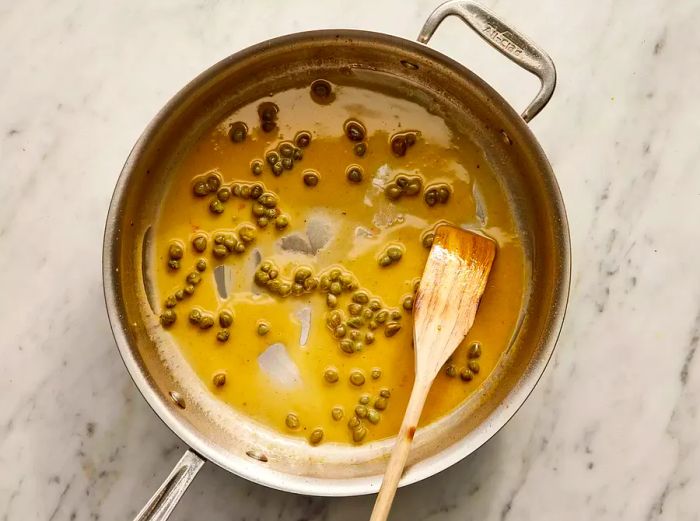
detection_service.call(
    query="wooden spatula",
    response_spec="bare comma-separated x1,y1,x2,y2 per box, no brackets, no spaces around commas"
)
369,225,496,521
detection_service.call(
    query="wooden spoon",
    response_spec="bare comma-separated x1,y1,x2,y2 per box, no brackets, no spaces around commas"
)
369,225,496,521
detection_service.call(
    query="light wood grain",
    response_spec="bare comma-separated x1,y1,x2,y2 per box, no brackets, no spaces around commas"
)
369,226,496,521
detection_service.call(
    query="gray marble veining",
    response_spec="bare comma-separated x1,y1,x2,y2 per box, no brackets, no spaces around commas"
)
1,0,699,519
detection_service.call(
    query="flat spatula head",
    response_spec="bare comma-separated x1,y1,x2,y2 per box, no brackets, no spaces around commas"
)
413,226,496,379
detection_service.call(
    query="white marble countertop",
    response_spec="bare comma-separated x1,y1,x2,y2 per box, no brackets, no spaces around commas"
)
2,0,699,519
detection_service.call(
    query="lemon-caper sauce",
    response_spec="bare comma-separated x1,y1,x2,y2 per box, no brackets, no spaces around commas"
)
154,79,525,445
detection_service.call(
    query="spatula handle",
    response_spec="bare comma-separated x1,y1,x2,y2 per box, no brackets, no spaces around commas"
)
369,379,431,521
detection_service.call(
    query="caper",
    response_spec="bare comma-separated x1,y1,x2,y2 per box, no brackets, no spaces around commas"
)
468,342,482,359
215,187,231,203
279,142,294,158
293,147,303,161
348,303,362,316
267,280,281,293
446,364,457,377
355,405,368,418
309,428,324,445
365,332,375,344
281,157,293,170
354,142,367,157
374,397,387,410
232,183,242,197
275,214,289,230
214,233,226,245
405,179,422,196
291,282,304,296
165,295,177,308
251,159,263,176
319,275,330,291
347,317,363,329
168,242,184,260
285,413,300,430
195,259,207,272
384,322,401,337
339,339,354,354
229,121,247,143
257,321,270,336
349,329,360,341
375,310,388,324
422,232,435,249
303,277,318,291
192,235,207,252
209,199,224,214
293,266,312,283
160,309,176,327
212,372,226,387
256,217,269,228
199,315,214,329
206,174,221,192
437,185,451,203
352,426,368,442
260,261,272,273
349,291,367,304
218,310,233,328
386,245,403,261
168,259,180,270
252,202,266,217
175,289,185,301
346,165,363,183
367,409,380,424
333,325,344,341
371,368,381,379
396,175,409,188
324,368,339,383
390,310,402,321
385,184,402,200
468,360,480,374
326,293,337,308
327,310,343,327
259,192,278,208
349,371,365,386
186,271,201,285
193,181,209,197
460,368,474,381
361,308,373,321
183,284,195,296
189,308,202,324
238,224,256,243
368,299,382,311
402,296,414,311
250,183,264,200
213,244,228,258
329,268,341,281
272,162,283,176
295,131,311,148
380,388,391,398
266,150,280,165
258,102,279,127
359,395,371,405
378,256,392,267
264,208,278,220
367,320,378,330
390,135,407,157
303,170,320,187
240,185,251,199
329,282,342,295
348,416,361,429
254,270,270,286
344,119,366,142
216,329,230,342
413,278,421,292
331,407,344,421
310,79,333,102
424,189,438,207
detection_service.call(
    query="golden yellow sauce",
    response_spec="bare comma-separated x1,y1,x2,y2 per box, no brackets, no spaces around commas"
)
153,82,524,445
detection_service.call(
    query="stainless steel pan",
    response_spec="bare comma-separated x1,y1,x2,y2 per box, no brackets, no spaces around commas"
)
103,2,569,519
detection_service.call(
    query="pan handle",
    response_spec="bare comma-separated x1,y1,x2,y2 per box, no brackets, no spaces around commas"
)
133,449,205,521
418,0,556,122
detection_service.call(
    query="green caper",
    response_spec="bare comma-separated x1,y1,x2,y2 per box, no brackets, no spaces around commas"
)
310,79,333,102
359,395,371,405
390,310,402,321
195,259,207,272
424,188,438,207
367,409,380,424
251,159,263,176
227,236,241,252
367,320,378,330
238,224,256,243
326,293,337,308
168,242,184,260
280,282,292,297
349,371,365,386
384,322,401,337
212,244,228,258
371,368,381,380
355,405,368,418
229,121,247,143
365,332,375,344
354,142,367,157
353,341,363,353
396,175,409,188
302,170,320,187
254,270,270,286
329,282,342,295
294,266,313,283
379,388,391,398
281,157,294,170
241,185,253,199
327,310,343,327
346,165,363,183
402,296,414,311
446,364,457,377
213,233,226,245
386,245,403,261
258,192,278,208
361,308,373,321
338,274,353,289
160,309,176,327
272,162,283,176
217,187,231,202
216,329,230,342
375,310,388,324
348,416,361,429
291,282,304,296
339,339,354,353
319,275,330,291
437,185,451,203
189,308,202,324
328,268,341,281
285,413,300,430
219,310,233,328
378,256,392,267
460,368,474,381
279,142,295,158
260,261,272,273
192,181,209,197
467,360,480,374
351,291,369,304
422,232,435,249
331,406,344,421
256,217,269,228
209,199,224,214
324,368,339,383
267,280,282,293
212,372,226,387
347,317,363,329
349,329,360,341
231,183,242,197
192,235,207,252
175,289,185,301
183,284,195,296
252,202,266,217
333,325,347,338
390,134,407,157
385,184,402,200
368,299,382,312
309,428,324,445
168,259,181,270
250,183,264,200
293,148,303,161
275,214,289,230
257,321,270,336
258,101,278,129
199,315,214,329
374,397,387,410
206,174,221,192
295,131,312,148
303,277,318,291
266,150,280,165
468,342,482,359
186,271,201,285
344,119,366,142
405,179,422,196
352,426,367,442
165,295,177,308
348,303,362,316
